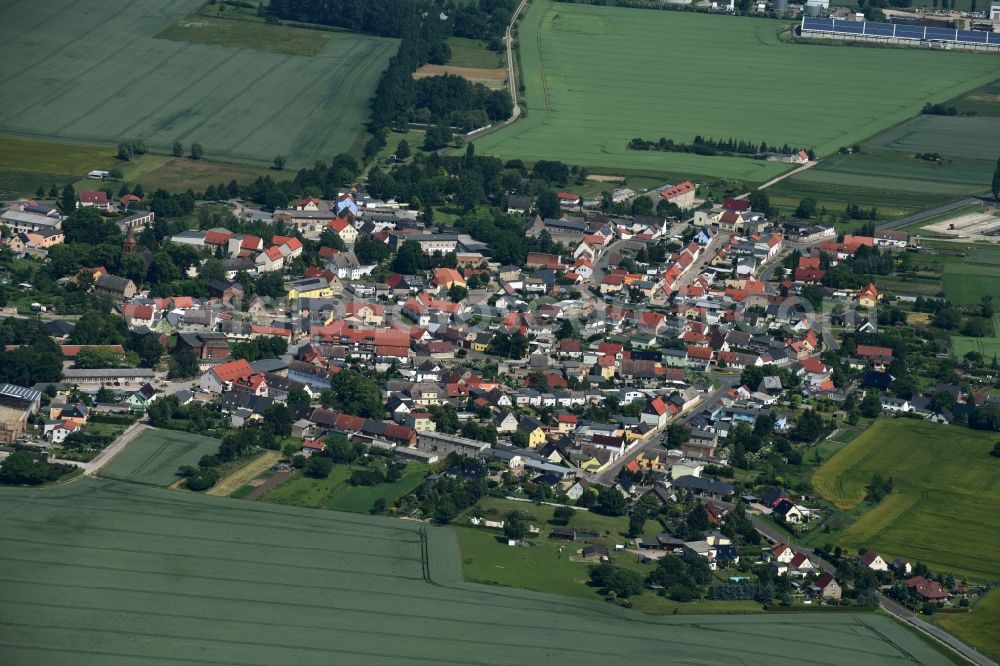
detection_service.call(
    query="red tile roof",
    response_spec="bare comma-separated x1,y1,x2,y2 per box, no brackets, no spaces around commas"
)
660,181,695,200
204,230,231,245
211,359,254,382
79,191,108,204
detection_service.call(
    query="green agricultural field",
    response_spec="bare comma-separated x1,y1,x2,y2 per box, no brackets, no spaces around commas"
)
952,314,1000,359
98,427,220,487
812,419,1000,580
474,2,999,182
942,262,1000,305
948,80,1000,117
0,135,116,197
936,590,1000,663
0,478,958,665
772,112,1000,218
156,11,335,56
864,115,1000,160
0,0,396,168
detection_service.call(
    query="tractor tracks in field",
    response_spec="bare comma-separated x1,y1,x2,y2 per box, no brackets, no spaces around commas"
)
113,49,242,141
535,1,554,119
172,52,297,148
52,43,193,136
224,39,367,157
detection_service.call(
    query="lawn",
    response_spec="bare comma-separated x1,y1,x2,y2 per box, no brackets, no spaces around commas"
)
811,419,1000,580
98,427,220,487
0,479,953,665
261,462,429,513
260,464,354,509
447,37,504,69
0,0,397,168
326,463,429,513
952,314,1000,360
473,2,999,182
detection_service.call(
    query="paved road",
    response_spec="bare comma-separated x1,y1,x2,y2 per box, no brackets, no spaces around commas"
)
729,161,818,198
878,595,998,666
503,0,529,125
50,421,147,476
877,195,988,232
677,232,729,288
592,380,737,485
751,516,996,666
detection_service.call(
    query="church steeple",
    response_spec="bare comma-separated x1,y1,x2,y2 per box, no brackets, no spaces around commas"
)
123,222,136,254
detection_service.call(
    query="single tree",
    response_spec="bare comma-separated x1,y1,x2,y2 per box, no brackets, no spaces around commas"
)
395,139,411,160
553,506,574,525
190,143,204,160
60,183,76,212
537,189,560,219
172,141,183,157
273,155,286,170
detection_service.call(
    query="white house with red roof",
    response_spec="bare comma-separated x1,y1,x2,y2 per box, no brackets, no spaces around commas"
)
557,192,581,207
77,191,110,211
44,419,80,444
293,197,322,211
255,246,284,273
770,543,795,563
858,549,889,572
271,235,303,260
328,217,358,245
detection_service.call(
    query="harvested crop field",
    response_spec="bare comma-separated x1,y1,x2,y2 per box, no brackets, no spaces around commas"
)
474,2,999,181
0,478,959,665
98,427,220,487
414,64,507,88
0,0,396,167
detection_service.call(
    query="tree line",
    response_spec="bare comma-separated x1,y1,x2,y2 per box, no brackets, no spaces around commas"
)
267,0,514,137
628,135,812,159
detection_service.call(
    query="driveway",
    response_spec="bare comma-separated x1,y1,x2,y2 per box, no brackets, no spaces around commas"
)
50,421,148,476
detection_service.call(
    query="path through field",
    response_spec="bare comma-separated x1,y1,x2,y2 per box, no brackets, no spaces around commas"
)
207,450,281,497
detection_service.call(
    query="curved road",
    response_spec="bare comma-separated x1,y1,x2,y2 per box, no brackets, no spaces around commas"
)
751,517,996,666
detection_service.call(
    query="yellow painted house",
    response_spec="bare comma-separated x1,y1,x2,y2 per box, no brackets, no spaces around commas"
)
517,418,547,448
285,277,334,301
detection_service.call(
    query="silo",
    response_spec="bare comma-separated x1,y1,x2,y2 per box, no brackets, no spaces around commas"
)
773,0,788,13
804,0,824,16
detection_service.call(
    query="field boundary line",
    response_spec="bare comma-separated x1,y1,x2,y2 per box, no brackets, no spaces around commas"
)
208,450,280,497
